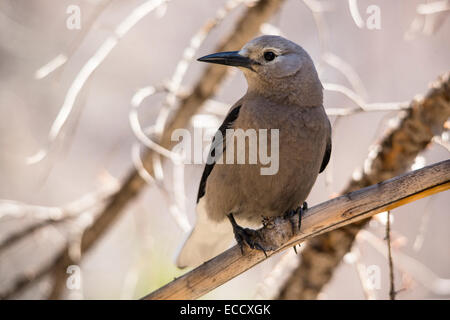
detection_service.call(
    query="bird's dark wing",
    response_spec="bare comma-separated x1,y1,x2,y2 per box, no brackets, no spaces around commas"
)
196,105,242,203
319,135,332,173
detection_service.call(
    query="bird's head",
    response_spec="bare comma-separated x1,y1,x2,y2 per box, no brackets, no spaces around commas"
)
198,35,322,105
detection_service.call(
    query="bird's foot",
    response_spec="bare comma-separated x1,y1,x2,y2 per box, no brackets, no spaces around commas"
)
284,201,307,234
284,202,307,253
227,213,268,258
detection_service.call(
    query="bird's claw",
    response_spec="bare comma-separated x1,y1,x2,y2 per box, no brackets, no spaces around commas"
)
284,201,307,235
227,214,268,258
285,202,307,254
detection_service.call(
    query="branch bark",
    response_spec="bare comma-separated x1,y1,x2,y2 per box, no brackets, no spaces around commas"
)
143,159,450,300
277,72,450,299
0,0,285,300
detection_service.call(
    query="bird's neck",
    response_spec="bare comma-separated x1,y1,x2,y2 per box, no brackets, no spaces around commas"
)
245,64,323,107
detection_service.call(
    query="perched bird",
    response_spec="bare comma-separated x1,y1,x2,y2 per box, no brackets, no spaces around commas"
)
176,35,331,268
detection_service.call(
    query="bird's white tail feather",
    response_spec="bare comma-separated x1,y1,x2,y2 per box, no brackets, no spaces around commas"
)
176,198,233,268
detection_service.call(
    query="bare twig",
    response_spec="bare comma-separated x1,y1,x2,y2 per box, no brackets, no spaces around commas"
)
386,210,396,300
143,160,450,300
277,73,450,300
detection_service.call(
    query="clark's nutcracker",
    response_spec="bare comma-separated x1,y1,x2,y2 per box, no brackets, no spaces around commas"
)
176,35,331,268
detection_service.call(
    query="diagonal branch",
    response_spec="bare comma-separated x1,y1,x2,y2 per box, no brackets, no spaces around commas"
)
143,160,450,300
277,72,450,299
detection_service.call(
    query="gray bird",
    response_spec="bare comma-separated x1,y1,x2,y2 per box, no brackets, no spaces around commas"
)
176,35,331,268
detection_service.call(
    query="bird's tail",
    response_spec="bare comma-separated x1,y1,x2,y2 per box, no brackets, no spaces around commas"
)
176,198,233,269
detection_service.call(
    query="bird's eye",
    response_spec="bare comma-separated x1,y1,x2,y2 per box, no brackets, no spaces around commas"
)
263,51,276,61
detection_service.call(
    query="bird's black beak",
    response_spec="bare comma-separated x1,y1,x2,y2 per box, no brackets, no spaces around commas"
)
197,51,255,70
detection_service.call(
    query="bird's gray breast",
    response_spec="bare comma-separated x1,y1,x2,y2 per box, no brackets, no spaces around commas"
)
204,99,328,224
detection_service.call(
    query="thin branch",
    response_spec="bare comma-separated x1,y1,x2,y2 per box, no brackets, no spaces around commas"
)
143,160,450,300
386,210,396,300
277,72,450,300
